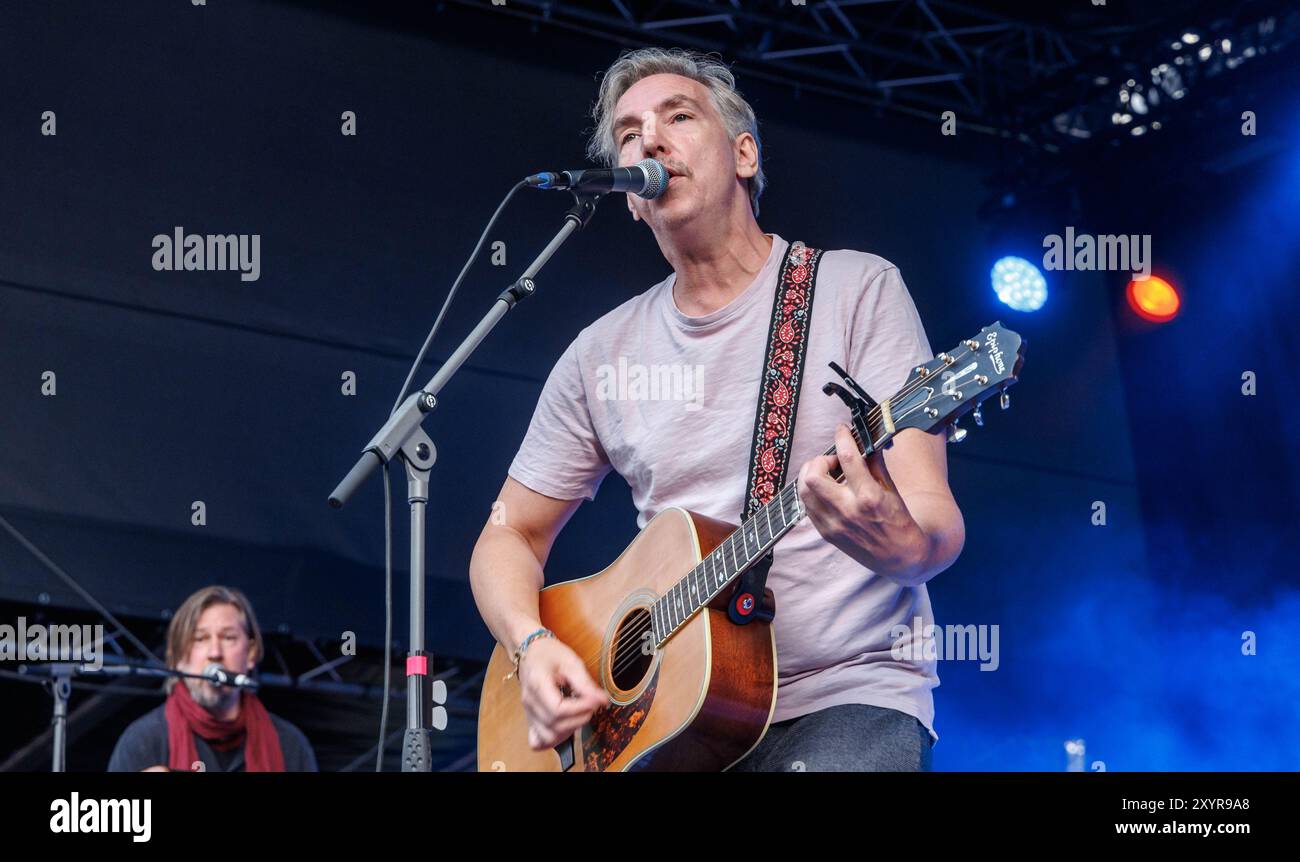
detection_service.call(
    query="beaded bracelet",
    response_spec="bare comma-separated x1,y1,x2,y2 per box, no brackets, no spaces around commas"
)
504,627,555,681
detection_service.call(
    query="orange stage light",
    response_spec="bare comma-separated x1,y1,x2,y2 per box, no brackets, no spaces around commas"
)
1127,276,1180,322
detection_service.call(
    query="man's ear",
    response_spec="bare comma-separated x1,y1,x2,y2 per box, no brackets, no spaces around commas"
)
626,194,641,222
734,132,759,181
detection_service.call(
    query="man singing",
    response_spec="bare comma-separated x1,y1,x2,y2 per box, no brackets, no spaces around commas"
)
469,48,964,771
108,585,317,772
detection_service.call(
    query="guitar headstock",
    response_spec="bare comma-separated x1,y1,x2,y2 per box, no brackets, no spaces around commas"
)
885,321,1025,442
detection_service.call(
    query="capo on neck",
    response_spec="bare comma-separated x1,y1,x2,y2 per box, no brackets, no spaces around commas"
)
822,361,881,457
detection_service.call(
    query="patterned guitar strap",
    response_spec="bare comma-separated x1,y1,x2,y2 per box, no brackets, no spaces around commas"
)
728,239,824,625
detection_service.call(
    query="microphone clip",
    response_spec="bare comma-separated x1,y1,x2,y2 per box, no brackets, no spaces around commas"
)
563,190,604,230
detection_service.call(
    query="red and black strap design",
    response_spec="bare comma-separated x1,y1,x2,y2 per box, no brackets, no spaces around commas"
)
741,240,823,521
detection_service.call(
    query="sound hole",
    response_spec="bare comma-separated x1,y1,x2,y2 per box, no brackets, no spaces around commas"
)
610,608,654,692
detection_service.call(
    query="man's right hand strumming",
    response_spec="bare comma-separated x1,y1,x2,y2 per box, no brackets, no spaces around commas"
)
516,636,609,750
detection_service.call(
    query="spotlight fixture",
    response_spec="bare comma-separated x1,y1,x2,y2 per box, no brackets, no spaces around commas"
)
991,257,1048,312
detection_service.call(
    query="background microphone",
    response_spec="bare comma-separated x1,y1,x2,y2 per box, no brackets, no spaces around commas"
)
526,158,669,199
202,663,258,690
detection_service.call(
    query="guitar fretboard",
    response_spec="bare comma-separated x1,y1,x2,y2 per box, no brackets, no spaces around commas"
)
649,414,886,648
639,330,1018,649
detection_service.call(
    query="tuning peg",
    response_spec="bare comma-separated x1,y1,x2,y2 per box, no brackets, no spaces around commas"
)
946,423,968,444
1000,391,1011,411
972,404,984,427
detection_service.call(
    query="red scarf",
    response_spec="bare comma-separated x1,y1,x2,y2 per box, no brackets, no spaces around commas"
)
165,680,286,772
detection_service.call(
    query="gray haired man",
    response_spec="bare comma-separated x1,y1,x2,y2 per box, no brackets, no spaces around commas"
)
469,48,965,771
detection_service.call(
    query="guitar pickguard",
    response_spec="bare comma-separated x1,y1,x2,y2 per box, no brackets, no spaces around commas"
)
580,667,660,772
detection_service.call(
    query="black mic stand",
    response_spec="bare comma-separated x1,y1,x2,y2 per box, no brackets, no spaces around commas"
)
328,191,604,772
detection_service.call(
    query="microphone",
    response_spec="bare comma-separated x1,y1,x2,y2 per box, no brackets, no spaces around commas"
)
202,663,259,690
526,158,670,199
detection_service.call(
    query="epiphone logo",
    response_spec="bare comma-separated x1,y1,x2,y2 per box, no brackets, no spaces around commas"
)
985,331,1006,375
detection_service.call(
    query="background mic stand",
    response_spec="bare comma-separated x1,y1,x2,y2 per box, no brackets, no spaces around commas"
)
329,190,605,771
15,660,250,771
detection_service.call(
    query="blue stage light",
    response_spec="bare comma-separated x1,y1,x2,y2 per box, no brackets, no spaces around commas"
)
991,256,1048,311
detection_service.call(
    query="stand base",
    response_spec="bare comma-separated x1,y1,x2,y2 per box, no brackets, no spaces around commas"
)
402,728,432,772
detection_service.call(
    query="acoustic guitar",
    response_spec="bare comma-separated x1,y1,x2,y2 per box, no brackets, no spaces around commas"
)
478,322,1025,771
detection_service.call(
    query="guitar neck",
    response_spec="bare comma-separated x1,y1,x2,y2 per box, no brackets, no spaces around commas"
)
647,320,1026,649
649,417,890,648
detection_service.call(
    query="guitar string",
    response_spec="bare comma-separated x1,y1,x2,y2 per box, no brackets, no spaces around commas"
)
596,483,801,682
602,433,861,683
596,343,984,682
600,485,802,683
594,343,983,683
557,342,987,686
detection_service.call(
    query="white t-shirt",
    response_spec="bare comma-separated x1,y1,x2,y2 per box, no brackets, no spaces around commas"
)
509,234,941,740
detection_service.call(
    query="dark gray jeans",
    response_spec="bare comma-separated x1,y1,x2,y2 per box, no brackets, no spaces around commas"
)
727,703,933,772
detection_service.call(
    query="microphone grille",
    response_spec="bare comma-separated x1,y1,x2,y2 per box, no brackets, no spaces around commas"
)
637,159,670,199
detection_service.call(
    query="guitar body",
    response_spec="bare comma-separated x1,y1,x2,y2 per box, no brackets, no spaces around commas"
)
477,507,777,772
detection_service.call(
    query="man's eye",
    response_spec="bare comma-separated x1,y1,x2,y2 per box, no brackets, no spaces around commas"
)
621,113,687,144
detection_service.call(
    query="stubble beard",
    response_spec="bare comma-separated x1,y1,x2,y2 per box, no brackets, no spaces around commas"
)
184,676,236,714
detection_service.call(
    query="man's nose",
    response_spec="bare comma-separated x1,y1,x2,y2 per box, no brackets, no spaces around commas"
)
640,110,664,156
